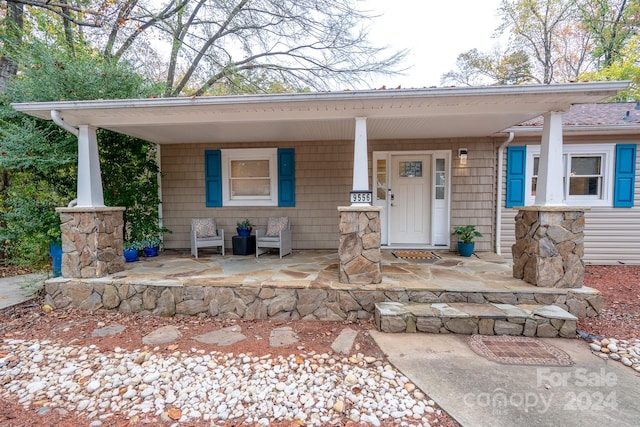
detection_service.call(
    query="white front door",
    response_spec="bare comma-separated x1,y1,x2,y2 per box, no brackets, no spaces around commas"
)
389,155,431,245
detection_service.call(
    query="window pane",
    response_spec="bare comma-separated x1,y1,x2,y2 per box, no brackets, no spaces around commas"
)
376,159,386,200
533,157,539,175
571,157,600,176
231,178,271,196
436,158,444,172
231,160,269,178
531,177,537,196
436,187,445,199
399,161,422,177
436,172,445,186
569,177,601,196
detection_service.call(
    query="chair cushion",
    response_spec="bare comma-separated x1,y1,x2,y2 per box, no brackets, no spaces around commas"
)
265,217,289,237
197,236,222,242
193,218,217,238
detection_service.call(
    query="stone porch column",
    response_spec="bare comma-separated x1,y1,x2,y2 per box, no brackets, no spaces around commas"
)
338,206,382,284
512,206,588,288
57,206,125,278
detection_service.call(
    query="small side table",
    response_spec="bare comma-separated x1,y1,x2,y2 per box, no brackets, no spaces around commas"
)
232,235,256,255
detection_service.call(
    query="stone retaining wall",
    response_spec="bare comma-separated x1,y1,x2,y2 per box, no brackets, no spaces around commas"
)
512,207,587,288
43,281,602,320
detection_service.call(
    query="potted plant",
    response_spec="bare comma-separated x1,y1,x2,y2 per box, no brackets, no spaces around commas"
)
123,240,142,262
141,235,162,257
236,219,253,237
452,225,483,257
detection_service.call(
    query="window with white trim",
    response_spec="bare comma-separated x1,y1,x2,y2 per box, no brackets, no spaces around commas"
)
221,148,278,206
525,144,615,206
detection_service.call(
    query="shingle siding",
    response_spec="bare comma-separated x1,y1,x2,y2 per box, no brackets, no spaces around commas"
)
161,138,498,252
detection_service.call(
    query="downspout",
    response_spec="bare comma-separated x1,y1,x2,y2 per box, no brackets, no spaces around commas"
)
495,131,515,255
51,110,79,207
51,110,78,136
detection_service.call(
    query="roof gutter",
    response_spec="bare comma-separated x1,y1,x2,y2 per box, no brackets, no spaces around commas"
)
495,131,515,256
506,124,640,137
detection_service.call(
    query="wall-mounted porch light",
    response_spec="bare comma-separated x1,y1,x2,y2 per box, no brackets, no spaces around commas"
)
458,148,468,165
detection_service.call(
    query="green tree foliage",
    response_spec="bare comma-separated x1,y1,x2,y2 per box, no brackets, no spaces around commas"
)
98,130,169,247
579,0,639,68
443,0,638,87
497,0,584,83
0,39,163,267
580,35,640,100
441,48,533,86
4,0,407,95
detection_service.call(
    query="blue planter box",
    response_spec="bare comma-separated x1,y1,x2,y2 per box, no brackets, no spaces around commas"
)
49,243,62,277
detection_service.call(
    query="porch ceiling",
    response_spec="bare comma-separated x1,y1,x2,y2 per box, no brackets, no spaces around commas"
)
12,81,629,144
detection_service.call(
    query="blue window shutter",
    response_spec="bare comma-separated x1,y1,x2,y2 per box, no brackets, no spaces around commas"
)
506,146,526,208
205,150,222,207
278,148,295,207
614,144,636,208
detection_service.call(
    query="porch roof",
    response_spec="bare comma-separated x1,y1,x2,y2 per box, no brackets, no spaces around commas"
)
12,81,629,144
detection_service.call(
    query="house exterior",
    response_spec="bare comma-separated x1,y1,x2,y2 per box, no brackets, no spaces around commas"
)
499,103,640,265
11,81,637,281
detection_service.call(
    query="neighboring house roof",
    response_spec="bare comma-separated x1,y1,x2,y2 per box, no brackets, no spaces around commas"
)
12,81,629,144
510,102,640,136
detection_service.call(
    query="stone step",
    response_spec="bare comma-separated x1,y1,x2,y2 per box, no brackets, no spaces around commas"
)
374,302,577,338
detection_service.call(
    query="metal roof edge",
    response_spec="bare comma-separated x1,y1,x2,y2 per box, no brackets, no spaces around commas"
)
12,81,632,113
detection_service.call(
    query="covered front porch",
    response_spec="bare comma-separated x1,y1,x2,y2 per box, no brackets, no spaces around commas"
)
43,250,602,323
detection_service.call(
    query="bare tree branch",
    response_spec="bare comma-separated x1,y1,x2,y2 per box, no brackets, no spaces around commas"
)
8,0,103,27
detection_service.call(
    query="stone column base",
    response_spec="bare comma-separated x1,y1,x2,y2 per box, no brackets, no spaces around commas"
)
512,206,589,288
56,206,125,278
338,206,382,284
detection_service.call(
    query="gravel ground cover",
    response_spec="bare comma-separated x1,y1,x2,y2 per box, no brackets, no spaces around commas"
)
1,264,638,426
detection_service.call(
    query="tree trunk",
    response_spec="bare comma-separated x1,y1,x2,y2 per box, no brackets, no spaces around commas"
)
0,1,24,92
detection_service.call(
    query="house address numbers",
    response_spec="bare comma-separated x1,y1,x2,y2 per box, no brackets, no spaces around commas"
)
350,191,372,204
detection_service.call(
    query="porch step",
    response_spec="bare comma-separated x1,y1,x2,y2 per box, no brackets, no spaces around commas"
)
374,302,577,338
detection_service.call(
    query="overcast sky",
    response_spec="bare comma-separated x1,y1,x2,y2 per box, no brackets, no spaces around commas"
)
364,0,505,89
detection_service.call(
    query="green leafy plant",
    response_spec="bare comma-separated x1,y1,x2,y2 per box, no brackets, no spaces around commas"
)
236,219,253,229
123,240,143,251
0,40,162,268
140,235,162,249
452,225,483,244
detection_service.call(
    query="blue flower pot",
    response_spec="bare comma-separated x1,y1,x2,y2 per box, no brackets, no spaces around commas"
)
49,243,62,277
458,242,475,257
237,228,252,237
124,248,139,262
143,246,159,257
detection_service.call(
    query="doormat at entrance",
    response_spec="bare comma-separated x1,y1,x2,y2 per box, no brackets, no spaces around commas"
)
392,250,441,261
468,335,574,366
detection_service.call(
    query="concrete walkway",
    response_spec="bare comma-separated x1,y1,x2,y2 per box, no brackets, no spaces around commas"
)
370,332,640,427
0,273,45,309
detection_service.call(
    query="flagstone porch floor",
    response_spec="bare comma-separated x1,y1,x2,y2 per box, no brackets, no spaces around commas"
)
44,250,602,321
